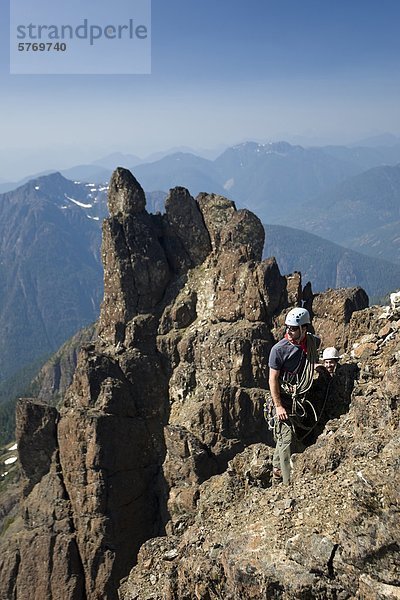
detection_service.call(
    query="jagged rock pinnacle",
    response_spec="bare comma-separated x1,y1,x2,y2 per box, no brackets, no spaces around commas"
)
108,167,146,217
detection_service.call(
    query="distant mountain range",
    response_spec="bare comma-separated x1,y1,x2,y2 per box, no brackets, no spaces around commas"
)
2,139,400,211
349,133,400,147
263,224,400,303
1,139,400,239
0,173,106,383
283,164,400,265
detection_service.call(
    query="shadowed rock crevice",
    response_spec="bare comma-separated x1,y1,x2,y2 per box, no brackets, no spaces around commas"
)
327,543,339,579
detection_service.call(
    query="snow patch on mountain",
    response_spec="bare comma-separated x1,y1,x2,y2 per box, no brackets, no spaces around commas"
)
65,194,93,208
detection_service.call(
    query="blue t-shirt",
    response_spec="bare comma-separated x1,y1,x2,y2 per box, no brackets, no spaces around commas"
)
269,334,320,383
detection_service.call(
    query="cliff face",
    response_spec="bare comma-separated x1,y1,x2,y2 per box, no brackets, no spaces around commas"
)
1,168,394,600
0,169,286,599
120,303,400,600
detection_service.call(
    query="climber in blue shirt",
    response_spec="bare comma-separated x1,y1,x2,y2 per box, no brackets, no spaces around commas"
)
268,307,320,485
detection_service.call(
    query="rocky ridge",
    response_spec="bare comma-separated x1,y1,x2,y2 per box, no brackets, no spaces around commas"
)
120,301,400,599
0,168,398,600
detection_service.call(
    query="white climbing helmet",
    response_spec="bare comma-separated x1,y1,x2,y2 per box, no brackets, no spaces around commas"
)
285,307,310,327
322,347,340,360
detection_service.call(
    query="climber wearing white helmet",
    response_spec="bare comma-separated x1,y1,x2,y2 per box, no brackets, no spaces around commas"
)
320,347,340,376
268,307,321,485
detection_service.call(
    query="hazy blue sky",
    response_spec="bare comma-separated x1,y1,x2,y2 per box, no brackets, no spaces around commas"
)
1,0,400,179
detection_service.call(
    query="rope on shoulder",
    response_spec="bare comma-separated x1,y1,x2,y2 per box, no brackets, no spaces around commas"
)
265,334,328,436
281,333,318,405
284,334,332,441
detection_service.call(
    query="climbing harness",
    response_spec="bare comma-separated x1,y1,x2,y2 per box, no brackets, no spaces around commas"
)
263,391,275,430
